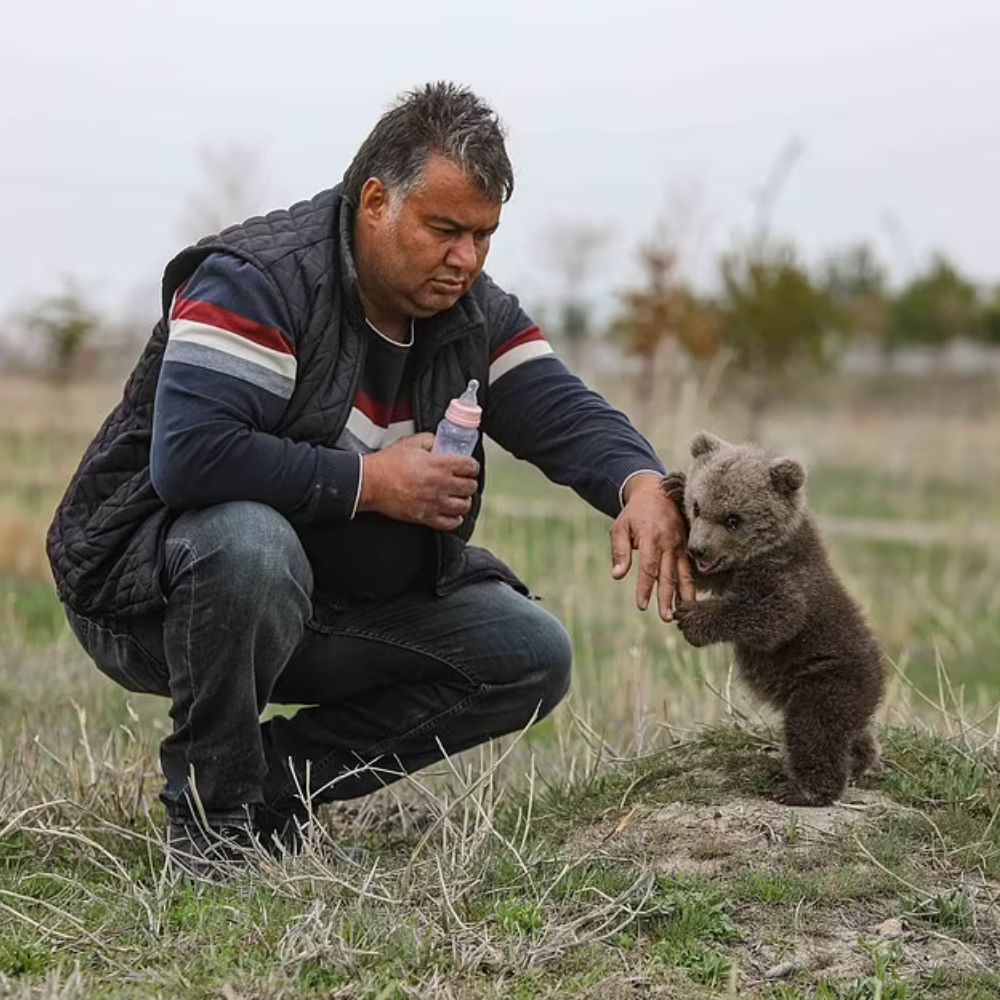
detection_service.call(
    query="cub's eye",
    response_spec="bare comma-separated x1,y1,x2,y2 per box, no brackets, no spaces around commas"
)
692,501,701,518
724,514,742,531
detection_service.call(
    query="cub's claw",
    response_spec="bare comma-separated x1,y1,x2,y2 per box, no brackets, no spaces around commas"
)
673,601,711,647
774,781,836,807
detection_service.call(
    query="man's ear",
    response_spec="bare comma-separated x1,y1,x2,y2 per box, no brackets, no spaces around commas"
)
690,431,724,461
358,177,390,222
770,457,806,496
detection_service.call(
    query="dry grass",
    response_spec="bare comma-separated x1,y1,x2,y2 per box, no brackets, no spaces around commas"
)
1,371,1000,996
1,642,999,997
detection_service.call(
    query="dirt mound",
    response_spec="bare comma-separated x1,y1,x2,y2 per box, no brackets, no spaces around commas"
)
576,787,895,877
567,778,999,990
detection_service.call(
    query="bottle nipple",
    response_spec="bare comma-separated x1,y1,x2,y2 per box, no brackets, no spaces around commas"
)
445,379,482,429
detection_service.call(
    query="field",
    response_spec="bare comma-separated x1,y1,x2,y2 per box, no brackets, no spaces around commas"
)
1,371,999,998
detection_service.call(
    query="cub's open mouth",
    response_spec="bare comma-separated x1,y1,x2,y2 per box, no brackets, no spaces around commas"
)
693,556,722,574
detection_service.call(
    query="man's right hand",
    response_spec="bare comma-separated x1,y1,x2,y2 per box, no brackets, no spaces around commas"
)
357,433,479,531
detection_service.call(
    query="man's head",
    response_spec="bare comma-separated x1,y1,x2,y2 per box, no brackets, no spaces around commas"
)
345,82,513,329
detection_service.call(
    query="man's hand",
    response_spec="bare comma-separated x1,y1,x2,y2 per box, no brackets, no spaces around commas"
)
611,473,696,621
358,433,479,531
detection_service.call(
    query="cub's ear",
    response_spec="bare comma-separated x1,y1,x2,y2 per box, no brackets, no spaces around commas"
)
690,432,724,460
770,457,806,496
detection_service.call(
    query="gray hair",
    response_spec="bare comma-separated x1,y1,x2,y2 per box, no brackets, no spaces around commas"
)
342,82,513,208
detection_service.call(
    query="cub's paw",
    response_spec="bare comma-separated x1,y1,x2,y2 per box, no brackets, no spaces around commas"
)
673,601,714,648
773,781,837,808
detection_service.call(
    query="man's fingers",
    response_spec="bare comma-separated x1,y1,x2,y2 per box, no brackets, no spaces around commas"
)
399,432,435,451
439,495,473,518
634,541,658,612
442,455,480,479
657,550,677,622
448,475,480,499
676,551,697,604
431,514,464,532
610,518,633,579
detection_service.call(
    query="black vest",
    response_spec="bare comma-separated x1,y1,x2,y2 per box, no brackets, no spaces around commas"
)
47,187,523,621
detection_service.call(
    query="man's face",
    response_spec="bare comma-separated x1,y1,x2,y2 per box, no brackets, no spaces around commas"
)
357,153,502,320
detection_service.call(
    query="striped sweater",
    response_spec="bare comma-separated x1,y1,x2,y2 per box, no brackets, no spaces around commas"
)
151,254,662,600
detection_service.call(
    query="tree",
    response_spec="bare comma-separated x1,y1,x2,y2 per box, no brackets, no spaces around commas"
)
613,233,720,428
981,286,1000,346
820,242,890,349
717,240,835,430
22,278,101,382
890,255,982,349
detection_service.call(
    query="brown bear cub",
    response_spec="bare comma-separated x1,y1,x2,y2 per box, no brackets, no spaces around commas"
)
664,432,885,806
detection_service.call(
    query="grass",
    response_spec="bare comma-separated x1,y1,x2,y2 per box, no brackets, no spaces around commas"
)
0,718,999,997
1,371,999,996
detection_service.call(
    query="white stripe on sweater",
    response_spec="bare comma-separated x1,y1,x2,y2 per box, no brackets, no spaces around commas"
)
488,340,553,385
169,318,297,380
342,407,416,452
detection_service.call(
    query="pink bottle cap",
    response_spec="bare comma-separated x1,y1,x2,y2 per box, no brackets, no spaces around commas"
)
445,379,482,429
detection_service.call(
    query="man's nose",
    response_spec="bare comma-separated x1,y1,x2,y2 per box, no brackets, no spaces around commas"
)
445,233,478,273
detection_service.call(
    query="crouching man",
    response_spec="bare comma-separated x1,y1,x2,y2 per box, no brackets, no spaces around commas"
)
47,82,692,869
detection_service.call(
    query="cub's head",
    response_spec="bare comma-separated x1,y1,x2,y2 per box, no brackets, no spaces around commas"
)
684,431,806,575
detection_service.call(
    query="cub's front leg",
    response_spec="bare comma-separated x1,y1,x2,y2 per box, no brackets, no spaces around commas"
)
673,599,731,648
677,586,807,653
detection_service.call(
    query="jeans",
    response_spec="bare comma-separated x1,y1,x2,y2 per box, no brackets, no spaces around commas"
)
65,501,572,820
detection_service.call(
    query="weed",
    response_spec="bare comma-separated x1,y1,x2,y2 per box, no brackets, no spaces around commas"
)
785,811,802,846
902,888,976,931
0,941,55,977
494,899,544,936
653,938,733,988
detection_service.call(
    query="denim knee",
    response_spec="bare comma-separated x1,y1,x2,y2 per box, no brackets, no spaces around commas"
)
532,614,573,720
490,606,573,726
165,501,313,603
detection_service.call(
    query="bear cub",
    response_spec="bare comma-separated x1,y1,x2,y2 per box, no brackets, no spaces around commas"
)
665,432,885,806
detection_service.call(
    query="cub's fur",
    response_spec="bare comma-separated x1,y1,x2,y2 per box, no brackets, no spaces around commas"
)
665,432,884,806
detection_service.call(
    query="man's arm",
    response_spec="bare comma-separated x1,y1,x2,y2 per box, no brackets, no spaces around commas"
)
484,334,665,517
151,254,361,523
482,299,694,617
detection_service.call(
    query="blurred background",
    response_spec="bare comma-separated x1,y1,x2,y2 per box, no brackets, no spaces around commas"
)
2,0,999,739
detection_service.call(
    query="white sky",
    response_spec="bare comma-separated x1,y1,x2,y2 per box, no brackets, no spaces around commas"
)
2,0,999,323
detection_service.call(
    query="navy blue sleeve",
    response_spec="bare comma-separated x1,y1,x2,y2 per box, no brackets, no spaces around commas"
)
150,253,361,522
483,297,666,518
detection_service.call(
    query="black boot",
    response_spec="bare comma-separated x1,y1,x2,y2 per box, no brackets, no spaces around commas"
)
164,805,259,880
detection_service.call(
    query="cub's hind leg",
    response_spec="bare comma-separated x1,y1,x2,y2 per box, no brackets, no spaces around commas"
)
849,729,882,779
775,684,853,807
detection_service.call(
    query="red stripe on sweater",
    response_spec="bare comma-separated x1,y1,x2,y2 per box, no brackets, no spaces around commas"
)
490,325,545,363
171,297,294,355
353,388,413,427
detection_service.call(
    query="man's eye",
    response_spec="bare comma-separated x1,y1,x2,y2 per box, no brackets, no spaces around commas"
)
724,514,742,531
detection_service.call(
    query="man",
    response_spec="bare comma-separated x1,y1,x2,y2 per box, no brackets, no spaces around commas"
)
47,82,693,863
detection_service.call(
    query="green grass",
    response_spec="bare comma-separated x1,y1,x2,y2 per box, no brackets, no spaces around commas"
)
807,463,1000,523
0,578,68,647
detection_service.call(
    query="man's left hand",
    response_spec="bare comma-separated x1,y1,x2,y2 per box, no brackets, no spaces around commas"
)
611,473,695,621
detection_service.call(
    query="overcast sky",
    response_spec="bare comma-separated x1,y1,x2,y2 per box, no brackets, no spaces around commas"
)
2,0,999,323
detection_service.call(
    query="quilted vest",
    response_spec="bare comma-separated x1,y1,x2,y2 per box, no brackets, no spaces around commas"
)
46,186,522,621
